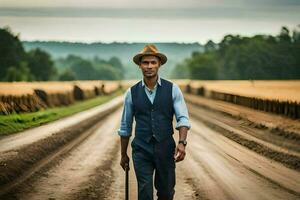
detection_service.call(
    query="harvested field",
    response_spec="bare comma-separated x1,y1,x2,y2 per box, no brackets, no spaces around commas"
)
175,80,300,102
174,80,300,119
0,81,122,115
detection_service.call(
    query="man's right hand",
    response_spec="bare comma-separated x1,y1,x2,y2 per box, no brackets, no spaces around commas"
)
120,154,130,171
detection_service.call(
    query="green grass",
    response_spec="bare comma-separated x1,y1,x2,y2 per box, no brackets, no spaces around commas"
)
0,89,124,136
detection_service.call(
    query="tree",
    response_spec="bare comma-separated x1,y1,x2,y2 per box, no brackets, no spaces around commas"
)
204,40,218,53
278,26,291,43
171,62,190,79
292,25,300,43
4,62,34,81
172,25,300,80
187,53,218,80
59,68,76,81
94,56,125,79
108,57,124,70
70,59,98,80
0,27,26,80
27,48,57,81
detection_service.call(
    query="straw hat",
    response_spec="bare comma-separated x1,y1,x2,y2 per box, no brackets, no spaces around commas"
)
133,44,167,65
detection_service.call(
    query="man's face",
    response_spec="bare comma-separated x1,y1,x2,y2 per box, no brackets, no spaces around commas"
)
139,55,161,78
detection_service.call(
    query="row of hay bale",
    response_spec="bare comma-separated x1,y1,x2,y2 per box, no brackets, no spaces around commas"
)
0,94,47,115
34,89,75,107
0,81,122,115
208,90,300,119
184,82,300,119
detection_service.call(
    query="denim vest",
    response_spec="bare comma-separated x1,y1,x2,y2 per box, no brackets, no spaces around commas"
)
131,78,174,143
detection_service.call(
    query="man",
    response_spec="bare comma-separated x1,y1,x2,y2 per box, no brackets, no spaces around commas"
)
118,44,191,200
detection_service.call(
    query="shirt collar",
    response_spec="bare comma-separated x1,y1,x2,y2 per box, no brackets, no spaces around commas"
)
141,75,161,87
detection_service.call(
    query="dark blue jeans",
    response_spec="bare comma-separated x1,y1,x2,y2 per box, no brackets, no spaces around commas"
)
131,136,176,200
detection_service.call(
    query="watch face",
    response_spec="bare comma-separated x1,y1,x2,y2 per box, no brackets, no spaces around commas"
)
179,140,187,146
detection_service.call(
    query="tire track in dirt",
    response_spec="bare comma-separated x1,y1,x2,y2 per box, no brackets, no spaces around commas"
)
70,141,120,200
187,102,300,195
183,117,300,200
188,103,300,171
0,96,123,193
1,108,123,200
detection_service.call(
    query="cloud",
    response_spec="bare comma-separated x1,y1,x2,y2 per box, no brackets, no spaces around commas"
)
0,0,298,43
1,0,299,9
0,0,223,8
0,6,299,23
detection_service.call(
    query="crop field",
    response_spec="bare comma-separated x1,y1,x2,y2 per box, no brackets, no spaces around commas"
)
174,80,300,102
0,80,121,114
174,80,300,119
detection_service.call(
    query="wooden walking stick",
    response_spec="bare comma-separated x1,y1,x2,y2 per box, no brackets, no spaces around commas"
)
125,163,129,200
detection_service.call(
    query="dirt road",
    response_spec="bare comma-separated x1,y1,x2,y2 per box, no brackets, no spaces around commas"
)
1,100,300,199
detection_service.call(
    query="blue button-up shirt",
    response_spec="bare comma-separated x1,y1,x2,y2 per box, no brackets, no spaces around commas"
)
118,76,191,137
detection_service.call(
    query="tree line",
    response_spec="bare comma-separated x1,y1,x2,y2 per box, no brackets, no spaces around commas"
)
0,27,56,81
0,27,124,81
171,26,300,80
56,55,124,80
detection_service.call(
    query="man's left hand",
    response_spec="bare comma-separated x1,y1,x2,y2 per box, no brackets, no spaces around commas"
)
174,143,186,162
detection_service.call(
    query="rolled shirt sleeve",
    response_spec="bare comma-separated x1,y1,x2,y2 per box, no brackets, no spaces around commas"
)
117,88,134,137
172,83,191,130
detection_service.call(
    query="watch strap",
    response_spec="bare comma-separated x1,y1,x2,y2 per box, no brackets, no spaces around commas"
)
178,140,187,146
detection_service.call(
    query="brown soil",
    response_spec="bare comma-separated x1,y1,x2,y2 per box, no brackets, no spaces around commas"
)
0,96,123,192
1,95,300,199
188,103,300,171
184,93,300,138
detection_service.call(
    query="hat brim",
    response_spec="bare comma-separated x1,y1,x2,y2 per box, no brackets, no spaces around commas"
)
133,52,167,66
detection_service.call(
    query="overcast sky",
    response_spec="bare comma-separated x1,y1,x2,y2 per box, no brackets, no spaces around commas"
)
1,0,299,8
0,0,299,43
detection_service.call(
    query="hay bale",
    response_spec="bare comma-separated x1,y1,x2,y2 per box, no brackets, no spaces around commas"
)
101,84,106,95
94,86,100,96
185,84,191,93
296,103,300,119
73,85,84,100
34,89,49,105
0,101,10,115
197,87,205,96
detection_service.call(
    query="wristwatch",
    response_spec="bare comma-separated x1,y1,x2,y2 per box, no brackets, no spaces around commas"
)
178,140,187,147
